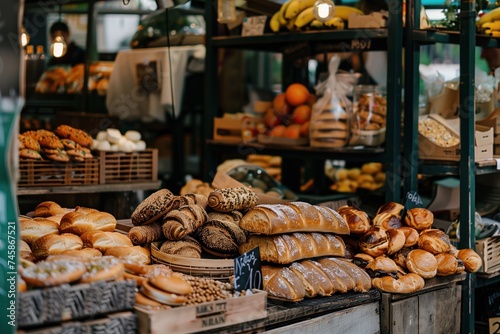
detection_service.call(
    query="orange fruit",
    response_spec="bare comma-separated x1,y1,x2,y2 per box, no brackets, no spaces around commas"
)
273,93,290,115
264,109,282,128
283,124,302,139
285,83,310,107
269,124,286,137
307,93,317,106
292,104,312,125
300,121,310,137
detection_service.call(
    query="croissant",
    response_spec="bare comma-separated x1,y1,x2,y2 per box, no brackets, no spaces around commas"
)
182,193,208,209
159,236,202,258
207,187,258,212
162,204,208,240
128,222,164,245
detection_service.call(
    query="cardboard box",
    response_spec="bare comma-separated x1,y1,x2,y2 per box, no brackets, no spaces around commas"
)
213,116,243,142
136,290,267,334
418,114,493,162
348,11,388,29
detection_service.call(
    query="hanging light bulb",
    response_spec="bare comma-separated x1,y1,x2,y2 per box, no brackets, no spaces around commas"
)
313,0,336,22
21,27,30,48
50,31,67,58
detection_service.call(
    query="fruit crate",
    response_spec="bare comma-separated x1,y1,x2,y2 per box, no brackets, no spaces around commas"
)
97,149,158,184
18,158,99,187
476,236,500,274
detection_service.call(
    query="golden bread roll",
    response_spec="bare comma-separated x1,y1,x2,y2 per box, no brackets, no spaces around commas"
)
372,273,425,294
336,205,371,235
352,253,375,269
19,240,35,262
398,226,419,247
239,201,349,235
105,245,151,265
32,233,83,260
365,255,399,277
372,212,402,230
435,253,459,276
80,256,125,283
141,281,188,306
457,248,482,273
131,189,176,226
34,201,72,217
81,230,133,253
20,217,60,245
21,259,87,287
376,202,404,216
59,211,117,236
393,247,412,269
128,222,164,246
149,275,193,295
262,265,306,302
417,229,451,254
404,207,434,231
62,248,103,260
239,232,346,265
386,228,406,255
359,227,389,257
135,291,169,308
406,249,438,279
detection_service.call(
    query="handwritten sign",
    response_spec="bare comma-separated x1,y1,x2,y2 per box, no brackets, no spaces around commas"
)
233,247,262,292
401,191,424,221
242,16,266,37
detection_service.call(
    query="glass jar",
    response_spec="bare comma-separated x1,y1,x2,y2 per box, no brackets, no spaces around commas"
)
349,85,387,146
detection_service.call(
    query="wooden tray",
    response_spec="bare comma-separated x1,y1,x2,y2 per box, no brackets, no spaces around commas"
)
150,241,234,279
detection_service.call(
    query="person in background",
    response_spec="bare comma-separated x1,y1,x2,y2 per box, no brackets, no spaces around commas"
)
47,21,85,67
480,47,500,75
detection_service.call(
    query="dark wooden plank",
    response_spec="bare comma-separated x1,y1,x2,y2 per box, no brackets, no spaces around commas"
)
390,297,418,334
418,285,461,334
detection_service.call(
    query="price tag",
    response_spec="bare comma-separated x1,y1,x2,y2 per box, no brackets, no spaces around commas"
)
490,317,500,334
233,247,262,292
401,191,424,221
351,39,372,50
242,16,267,36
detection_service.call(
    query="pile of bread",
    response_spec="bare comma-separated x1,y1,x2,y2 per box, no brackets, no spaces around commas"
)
340,201,482,294
18,125,93,162
91,128,147,152
327,162,386,193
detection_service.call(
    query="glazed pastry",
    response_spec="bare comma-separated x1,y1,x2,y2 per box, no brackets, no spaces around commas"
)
162,204,208,240
128,222,164,245
337,205,371,235
207,187,258,212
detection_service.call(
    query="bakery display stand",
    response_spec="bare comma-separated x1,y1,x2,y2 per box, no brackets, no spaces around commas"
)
202,0,404,204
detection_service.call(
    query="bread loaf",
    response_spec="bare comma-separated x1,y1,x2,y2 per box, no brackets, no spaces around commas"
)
19,240,35,262
359,227,389,257
32,233,83,260
262,265,306,302
457,248,482,273
159,236,202,258
162,204,208,240
59,211,117,235
131,189,176,226
324,258,372,292
386,228,406,255
398,226,419,247
81,230,133,253
105,245,151,264
372,273,425,294
34,201,72,217
376,202,404,216
417,229,451,254
404,207,434,230
372,212,402,230
128,222,164,245
239,232,346,264
239,202,349,235
435,253,459,276
352,253,375,268
406,249,438,279
207,187,258,212
20,217,60,245
292,260,336,296
195,219,246,257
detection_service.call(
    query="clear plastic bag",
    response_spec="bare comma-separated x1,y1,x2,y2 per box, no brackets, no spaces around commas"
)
309,55,359,148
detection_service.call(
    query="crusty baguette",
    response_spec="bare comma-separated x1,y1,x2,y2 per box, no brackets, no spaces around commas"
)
324,258,372,292
293,260,336,296
59,211,117,235
238,232,346,264
81,230,133,253
239,202,349,235
371,273,425,294
262,265,306,302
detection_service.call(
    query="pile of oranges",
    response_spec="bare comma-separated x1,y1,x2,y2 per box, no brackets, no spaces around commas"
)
264,83,315,139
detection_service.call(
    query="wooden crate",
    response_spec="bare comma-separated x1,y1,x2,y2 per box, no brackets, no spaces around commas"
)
18,158,99,187
18,279,136,328
476,236,500,274
98,149,158,184
136,289,267,334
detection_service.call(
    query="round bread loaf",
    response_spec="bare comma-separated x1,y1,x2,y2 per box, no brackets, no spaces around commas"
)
417,229,451,254
21,260,87,287
365,255,399,278
32,233,83,260
59,211,117,236
398,226,419,247
81,230,133,253
34,201,71,217
372,273,425,294
336,206,371,235
352,253,375,268
393,247,412,269
131,189,176,226
404,207,434,230
406,249,438,279
386,228,406,255
376,201,404,216
105,245,150,265
160,236,202,258
359,227,389,257
80,256,125,283
457,248,482,273
435,253,459,276
372,212,402,230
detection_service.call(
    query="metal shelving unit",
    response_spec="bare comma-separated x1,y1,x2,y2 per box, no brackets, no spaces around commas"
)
403,0,500,332
203,0,404,203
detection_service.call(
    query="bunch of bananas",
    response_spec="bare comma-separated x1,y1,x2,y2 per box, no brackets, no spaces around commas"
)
269,0,364,32
477,6,500,36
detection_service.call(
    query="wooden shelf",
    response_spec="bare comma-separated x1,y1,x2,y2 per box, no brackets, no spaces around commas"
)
17,181,162,195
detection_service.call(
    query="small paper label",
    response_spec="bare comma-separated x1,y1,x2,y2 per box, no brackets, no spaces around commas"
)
233,247,262,292
489,317,500,334
242,16,266,36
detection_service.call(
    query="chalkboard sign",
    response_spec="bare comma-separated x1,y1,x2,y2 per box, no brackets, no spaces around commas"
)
233,247,262,292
